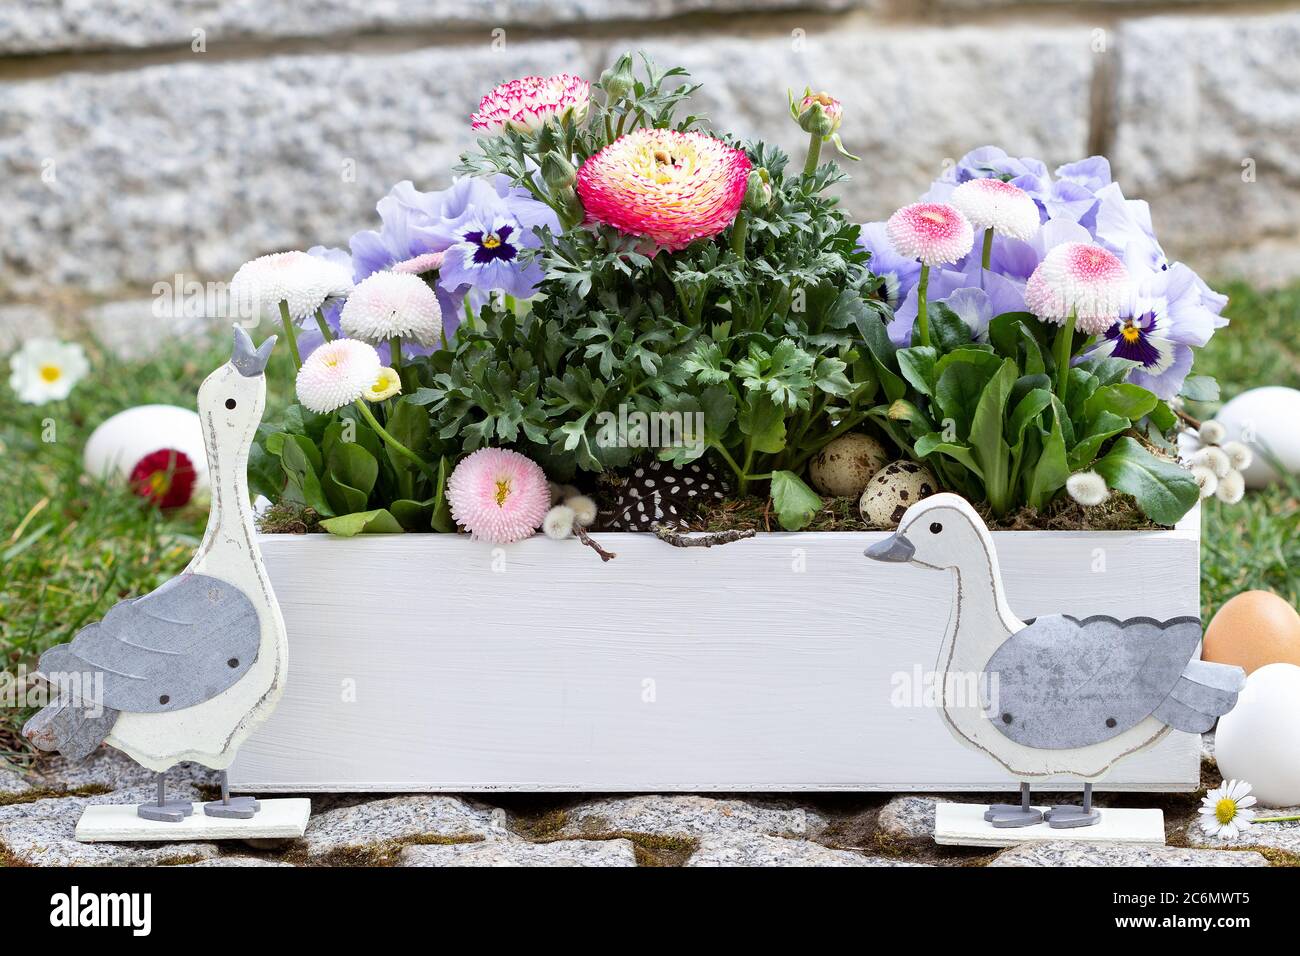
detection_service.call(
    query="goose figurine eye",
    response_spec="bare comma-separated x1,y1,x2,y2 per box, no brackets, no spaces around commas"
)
225,398,237,409
929,522,943,534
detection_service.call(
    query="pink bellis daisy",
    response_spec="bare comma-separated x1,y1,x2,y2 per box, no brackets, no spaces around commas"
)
885,202,974,348
950,178,1041,268
446,447,552,544
471,74,590,136
340,271,443,353
295,338,382,414
577,128,752,252
1025,242,1130,334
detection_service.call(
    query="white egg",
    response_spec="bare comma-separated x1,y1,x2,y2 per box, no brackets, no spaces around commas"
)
83,404,209,491
1214,386,1300,488
1215,662,1300,808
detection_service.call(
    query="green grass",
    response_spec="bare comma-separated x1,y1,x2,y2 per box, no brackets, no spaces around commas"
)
1,283,1298,760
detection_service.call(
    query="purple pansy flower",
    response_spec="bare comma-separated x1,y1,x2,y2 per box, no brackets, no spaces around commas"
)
1082,262,1218,399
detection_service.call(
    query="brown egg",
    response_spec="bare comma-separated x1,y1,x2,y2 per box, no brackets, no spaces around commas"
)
1204,591,1300,675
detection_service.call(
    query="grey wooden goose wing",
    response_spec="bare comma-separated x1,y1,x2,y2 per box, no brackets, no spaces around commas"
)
24,573,260,761
983,614,1244,750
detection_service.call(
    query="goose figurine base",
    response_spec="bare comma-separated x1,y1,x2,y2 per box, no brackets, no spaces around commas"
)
866,493,1245,833
24,328,308,841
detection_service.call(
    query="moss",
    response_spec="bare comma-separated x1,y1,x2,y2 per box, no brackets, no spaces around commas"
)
0,841,29,867
0,783,111,807
155,853,209,867
257,502,322,535
600,832,698,867
1252,846,1300,868
682,490,1164,534
515,808,569,840
286,832,485,867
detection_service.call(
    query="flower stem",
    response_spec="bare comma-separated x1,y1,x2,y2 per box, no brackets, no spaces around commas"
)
388,335,402,372
1255,815,1300,823
916,263,932,348
802,131,822,177
730,211,749,256
278,301,302,371
353,401,436,481
1054,310,1077,404
981,228,994,271
314,308,333,342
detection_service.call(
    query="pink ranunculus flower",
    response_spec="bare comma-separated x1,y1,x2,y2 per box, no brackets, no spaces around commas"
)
576,128,752,252
471,74,590,136
446,447,551,543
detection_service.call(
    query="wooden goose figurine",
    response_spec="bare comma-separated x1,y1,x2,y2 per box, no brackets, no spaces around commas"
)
25,327,287,822
865,492,1244,828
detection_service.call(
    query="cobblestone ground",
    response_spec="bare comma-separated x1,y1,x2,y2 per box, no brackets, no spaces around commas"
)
0,736,1293,867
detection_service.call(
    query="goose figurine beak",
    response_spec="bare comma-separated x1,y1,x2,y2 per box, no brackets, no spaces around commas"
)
865,532,915,563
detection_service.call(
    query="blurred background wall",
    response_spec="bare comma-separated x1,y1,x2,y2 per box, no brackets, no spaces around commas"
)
2,0,1298,348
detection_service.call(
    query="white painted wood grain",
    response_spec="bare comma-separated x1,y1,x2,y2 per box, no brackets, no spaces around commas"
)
933,804,1165,847
231,511,1201,792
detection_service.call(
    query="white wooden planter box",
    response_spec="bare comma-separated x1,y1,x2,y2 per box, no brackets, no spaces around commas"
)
231,508,1202,793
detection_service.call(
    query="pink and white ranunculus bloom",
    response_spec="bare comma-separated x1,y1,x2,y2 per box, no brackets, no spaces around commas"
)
885,202,975,267
470,74,590,136
577,128,752,252
1025,241,1131,334
950,178,1041,242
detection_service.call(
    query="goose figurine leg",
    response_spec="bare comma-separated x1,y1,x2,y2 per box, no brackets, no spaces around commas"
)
1044,783,1101,829
203,770,261,820
136,770,195,823
983,782,1043,828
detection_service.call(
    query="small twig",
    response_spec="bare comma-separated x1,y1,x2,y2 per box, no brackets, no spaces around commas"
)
1174,407,1203,430
652,523,758,548
574,526,617,562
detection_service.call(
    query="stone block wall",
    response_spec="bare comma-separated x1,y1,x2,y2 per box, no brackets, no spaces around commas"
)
2,0,1298,331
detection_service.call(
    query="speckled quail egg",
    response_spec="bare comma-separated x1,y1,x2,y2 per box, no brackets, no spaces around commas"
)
859,461,937,526
808,433,889,497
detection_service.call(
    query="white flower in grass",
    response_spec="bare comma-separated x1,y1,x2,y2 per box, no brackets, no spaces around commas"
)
295,339,382,414
8,338,89,404
1066,470,1109,506
230,251,353,324
1199,779,1256,839
950,178,1040,242
339,271,442,347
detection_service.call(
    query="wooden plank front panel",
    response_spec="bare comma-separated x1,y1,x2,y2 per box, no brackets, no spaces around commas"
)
232,523,1201,792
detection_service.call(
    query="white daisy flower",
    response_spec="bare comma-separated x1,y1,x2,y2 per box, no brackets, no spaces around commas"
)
950,178,1041,242
339,271,442,347
230,251,353,325
1199,779,1256,839
8,338,90,405
295,339,382,414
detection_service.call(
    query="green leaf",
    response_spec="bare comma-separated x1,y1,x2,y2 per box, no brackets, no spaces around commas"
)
914,433,983,479
929,303,973,352
1148,400,1177,432
1180,374,1221,403
935,361,997,439
769,470,822,531
896,346,937,398
1093,437,1200,525
322,442,379,516
1067,410,1130,472
1027,411,1069,509
279,434,334,517
1084,383,1159,423
390,498,434,532
738,393,787,454
968,359,1017,513
699,385,737,441
319,508,406,536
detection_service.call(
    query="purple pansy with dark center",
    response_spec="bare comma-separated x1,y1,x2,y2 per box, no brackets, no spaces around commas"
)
424,199,546,301
1082,262,1217,399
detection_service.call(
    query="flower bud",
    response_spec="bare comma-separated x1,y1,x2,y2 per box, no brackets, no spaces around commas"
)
600,53,636,104
793,89,844,138
743,168,772,212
